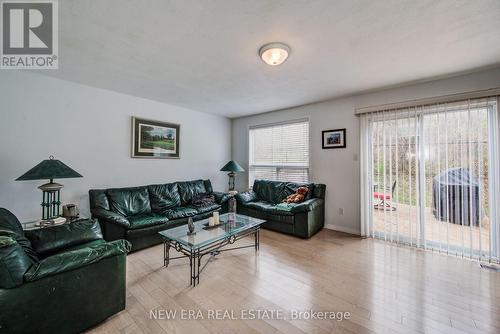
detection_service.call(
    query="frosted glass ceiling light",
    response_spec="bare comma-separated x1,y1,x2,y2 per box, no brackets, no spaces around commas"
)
259,42,290,66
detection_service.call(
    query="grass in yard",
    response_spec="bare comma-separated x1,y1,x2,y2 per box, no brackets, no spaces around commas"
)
141,139,175,150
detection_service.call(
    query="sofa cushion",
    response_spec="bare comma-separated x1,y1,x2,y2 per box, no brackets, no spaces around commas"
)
0,236,32,288
148,183,181,214
89,189,110,210
128,214,169,230
126,220,185,239
203,179,214,194
253,180,286,204
164,207,198,220
244,201,295,216
25,219,103,258
244,200,275,212
187,203,221,215
239,206,295,225
107,186,151,217
177,180,207,205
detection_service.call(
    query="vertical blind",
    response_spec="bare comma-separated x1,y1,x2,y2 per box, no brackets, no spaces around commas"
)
249,119,310,185
360,97,500,263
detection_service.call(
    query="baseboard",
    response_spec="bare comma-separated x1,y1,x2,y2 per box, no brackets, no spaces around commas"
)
324,224,361,236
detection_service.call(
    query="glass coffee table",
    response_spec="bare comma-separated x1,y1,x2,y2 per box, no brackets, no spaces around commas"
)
159,213,265,286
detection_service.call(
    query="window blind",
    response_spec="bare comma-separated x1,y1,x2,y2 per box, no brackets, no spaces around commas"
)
359,96,500,263
249,119,310,185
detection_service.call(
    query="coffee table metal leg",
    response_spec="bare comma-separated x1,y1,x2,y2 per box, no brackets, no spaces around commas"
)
255,228,260,251
197,249,201,285
164,240,170,267
189,249,194,286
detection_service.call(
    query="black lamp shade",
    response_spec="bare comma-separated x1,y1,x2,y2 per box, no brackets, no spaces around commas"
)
16,157,83,181
220,160,245,173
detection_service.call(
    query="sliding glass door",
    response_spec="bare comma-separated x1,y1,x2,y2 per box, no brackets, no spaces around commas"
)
362,97,499,262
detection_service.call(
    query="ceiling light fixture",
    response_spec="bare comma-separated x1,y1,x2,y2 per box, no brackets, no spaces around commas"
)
259,42,290,66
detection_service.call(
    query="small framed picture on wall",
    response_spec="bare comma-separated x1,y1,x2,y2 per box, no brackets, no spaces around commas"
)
322,128,346,149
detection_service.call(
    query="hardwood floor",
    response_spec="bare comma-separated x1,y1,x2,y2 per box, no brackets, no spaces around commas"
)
86,229,500,334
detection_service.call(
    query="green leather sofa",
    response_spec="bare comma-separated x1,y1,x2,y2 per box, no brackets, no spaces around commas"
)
89,179,229,251
0,208,130,334
236,180,326,238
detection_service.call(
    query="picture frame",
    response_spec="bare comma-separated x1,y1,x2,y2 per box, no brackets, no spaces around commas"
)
132,117,180,159
322,128,346,149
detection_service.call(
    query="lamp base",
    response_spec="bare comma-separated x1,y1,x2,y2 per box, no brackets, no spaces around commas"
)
228,172,236,191
38,181,63,192
38,181,64,220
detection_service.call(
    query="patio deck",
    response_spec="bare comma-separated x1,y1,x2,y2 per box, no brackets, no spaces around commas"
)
373,202,490,255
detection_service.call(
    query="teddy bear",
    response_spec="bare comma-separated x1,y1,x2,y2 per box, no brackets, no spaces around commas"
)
283,186,309,203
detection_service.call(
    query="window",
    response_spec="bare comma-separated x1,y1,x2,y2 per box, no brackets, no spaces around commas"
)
359,96,500,262
249,119,310,185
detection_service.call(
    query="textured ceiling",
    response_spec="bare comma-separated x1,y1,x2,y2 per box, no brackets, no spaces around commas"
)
42,0,500,118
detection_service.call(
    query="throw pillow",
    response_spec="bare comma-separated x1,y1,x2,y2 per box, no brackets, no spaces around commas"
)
191,193,216,208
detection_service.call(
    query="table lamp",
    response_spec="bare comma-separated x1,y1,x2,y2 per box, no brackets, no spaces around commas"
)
220,160,244,191
16,155,83,220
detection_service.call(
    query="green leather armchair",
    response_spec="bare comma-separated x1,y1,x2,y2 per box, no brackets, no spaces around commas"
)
236,180,326,238
0,208,131,334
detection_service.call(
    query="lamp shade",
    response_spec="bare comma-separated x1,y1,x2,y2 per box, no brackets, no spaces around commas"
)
16,156,83,181
220,160,244,173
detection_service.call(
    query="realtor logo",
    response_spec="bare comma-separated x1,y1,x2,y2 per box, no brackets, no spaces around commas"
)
1,0,58,69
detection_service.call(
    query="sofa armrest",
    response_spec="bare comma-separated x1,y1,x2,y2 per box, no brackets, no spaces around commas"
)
24,240,131,282
235,190,257,204
91,208,130,228
290,198,324,213
212,191,230,204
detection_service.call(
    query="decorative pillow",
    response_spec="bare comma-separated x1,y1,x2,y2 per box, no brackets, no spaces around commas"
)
0,236,32,288
191,193,216,208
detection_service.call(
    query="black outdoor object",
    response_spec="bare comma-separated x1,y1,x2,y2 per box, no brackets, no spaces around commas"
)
432,167,481,226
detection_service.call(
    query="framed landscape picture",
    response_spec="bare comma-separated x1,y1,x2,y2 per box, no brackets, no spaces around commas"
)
322,128,346,149
132,117,180,158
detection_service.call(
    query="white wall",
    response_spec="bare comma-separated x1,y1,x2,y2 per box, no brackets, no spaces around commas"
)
0,72,231,222
232,67,500,235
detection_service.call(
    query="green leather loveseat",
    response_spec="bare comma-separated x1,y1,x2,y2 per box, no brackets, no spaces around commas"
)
0,208,130,334
89,179,229,251
236,180,326,238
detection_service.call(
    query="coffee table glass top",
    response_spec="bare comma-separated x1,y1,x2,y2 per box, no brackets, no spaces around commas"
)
158,213,265,249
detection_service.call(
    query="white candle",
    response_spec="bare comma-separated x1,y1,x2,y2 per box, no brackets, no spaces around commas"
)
208,217,215,226
213,212,220,225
